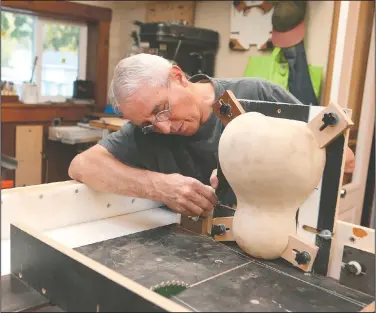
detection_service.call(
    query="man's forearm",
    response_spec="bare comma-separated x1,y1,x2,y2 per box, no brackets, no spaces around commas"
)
68,148,164,202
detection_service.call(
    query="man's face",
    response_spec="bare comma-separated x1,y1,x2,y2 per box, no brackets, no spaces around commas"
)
120,67,203,136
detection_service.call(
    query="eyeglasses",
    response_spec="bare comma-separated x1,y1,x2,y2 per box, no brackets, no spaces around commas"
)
141,104,172,134
141,83,172,134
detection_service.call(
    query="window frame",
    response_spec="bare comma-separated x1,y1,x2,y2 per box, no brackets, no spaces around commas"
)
36,16,88,103
1,1,111,112
1,10,88,103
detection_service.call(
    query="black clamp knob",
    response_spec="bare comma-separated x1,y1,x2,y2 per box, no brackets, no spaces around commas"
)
320,112,339,131
211,224,227,236
219,100,232,117
295,251,311,265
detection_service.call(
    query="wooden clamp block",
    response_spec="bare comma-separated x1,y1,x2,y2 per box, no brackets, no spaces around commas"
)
212,90,245,126
180,215,209,235
211,217,234,242
281,235,319,272
307,102,354,148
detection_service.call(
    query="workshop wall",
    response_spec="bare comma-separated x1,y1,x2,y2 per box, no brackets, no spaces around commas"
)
194,1,335,103
72,0,335,104
71,1,147,88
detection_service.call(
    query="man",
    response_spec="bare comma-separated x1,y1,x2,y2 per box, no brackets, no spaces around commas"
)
68,53,354,216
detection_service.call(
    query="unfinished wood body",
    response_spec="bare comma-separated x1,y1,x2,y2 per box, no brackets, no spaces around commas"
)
199,91,353,275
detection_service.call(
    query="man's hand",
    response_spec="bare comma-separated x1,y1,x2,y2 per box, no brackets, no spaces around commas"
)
344,146,355,174
156,173,217,216
210,169,218,189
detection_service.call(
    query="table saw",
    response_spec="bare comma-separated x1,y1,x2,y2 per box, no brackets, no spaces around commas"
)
1,93,375,312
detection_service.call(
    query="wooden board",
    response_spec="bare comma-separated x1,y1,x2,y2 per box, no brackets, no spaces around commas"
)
307,102,354,148
212,90,245,126
328,220,375,280
212,217,234,241
1,180,163,241
230,1,274,51
15,125,43,187
10,222,189,312
360,301,375,312
89,118,128,132
146,1,196,26
281,235,319,272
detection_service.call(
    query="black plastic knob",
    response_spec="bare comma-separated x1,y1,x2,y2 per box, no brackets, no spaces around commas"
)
320,112,338,131
212,224,226,236
295,251,311,265
219,103,231,116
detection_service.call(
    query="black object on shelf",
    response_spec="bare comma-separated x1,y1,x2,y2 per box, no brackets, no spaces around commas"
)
139,22,220,77
73,80,94,99
1,154,18,170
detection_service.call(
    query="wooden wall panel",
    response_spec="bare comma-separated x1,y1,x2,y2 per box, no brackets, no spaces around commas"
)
322,1,340,107
146,1,196,25
95,20,111,112
347,0,375,130
15,125,43,187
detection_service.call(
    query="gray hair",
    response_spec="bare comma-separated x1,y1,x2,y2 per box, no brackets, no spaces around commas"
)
109,53,172,111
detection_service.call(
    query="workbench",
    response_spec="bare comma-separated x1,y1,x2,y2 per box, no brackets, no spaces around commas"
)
1,98,374,312
0,181,374,312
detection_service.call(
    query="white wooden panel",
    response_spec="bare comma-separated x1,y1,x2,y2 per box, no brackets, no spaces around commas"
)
1,207,178,276
328,220,375,280
337,208,356,223
1,180,163,240
296,106,325,244
338,17,375,225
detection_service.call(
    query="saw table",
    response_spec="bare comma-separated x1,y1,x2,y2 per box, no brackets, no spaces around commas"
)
1,94,375,312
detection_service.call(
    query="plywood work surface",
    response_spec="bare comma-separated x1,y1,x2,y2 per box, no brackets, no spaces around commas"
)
3,224,374,312
75,224,373,312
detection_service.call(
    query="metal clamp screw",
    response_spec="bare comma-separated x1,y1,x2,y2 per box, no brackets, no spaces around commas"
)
318,229,332,240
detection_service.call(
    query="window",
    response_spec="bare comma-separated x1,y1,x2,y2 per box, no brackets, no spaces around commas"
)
1,10,87,103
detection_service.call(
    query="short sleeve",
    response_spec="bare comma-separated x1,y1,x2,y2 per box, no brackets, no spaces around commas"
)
97,122,144,168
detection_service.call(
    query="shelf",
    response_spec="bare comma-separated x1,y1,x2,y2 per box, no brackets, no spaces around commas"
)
2,102,94,109
2,102,94,123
